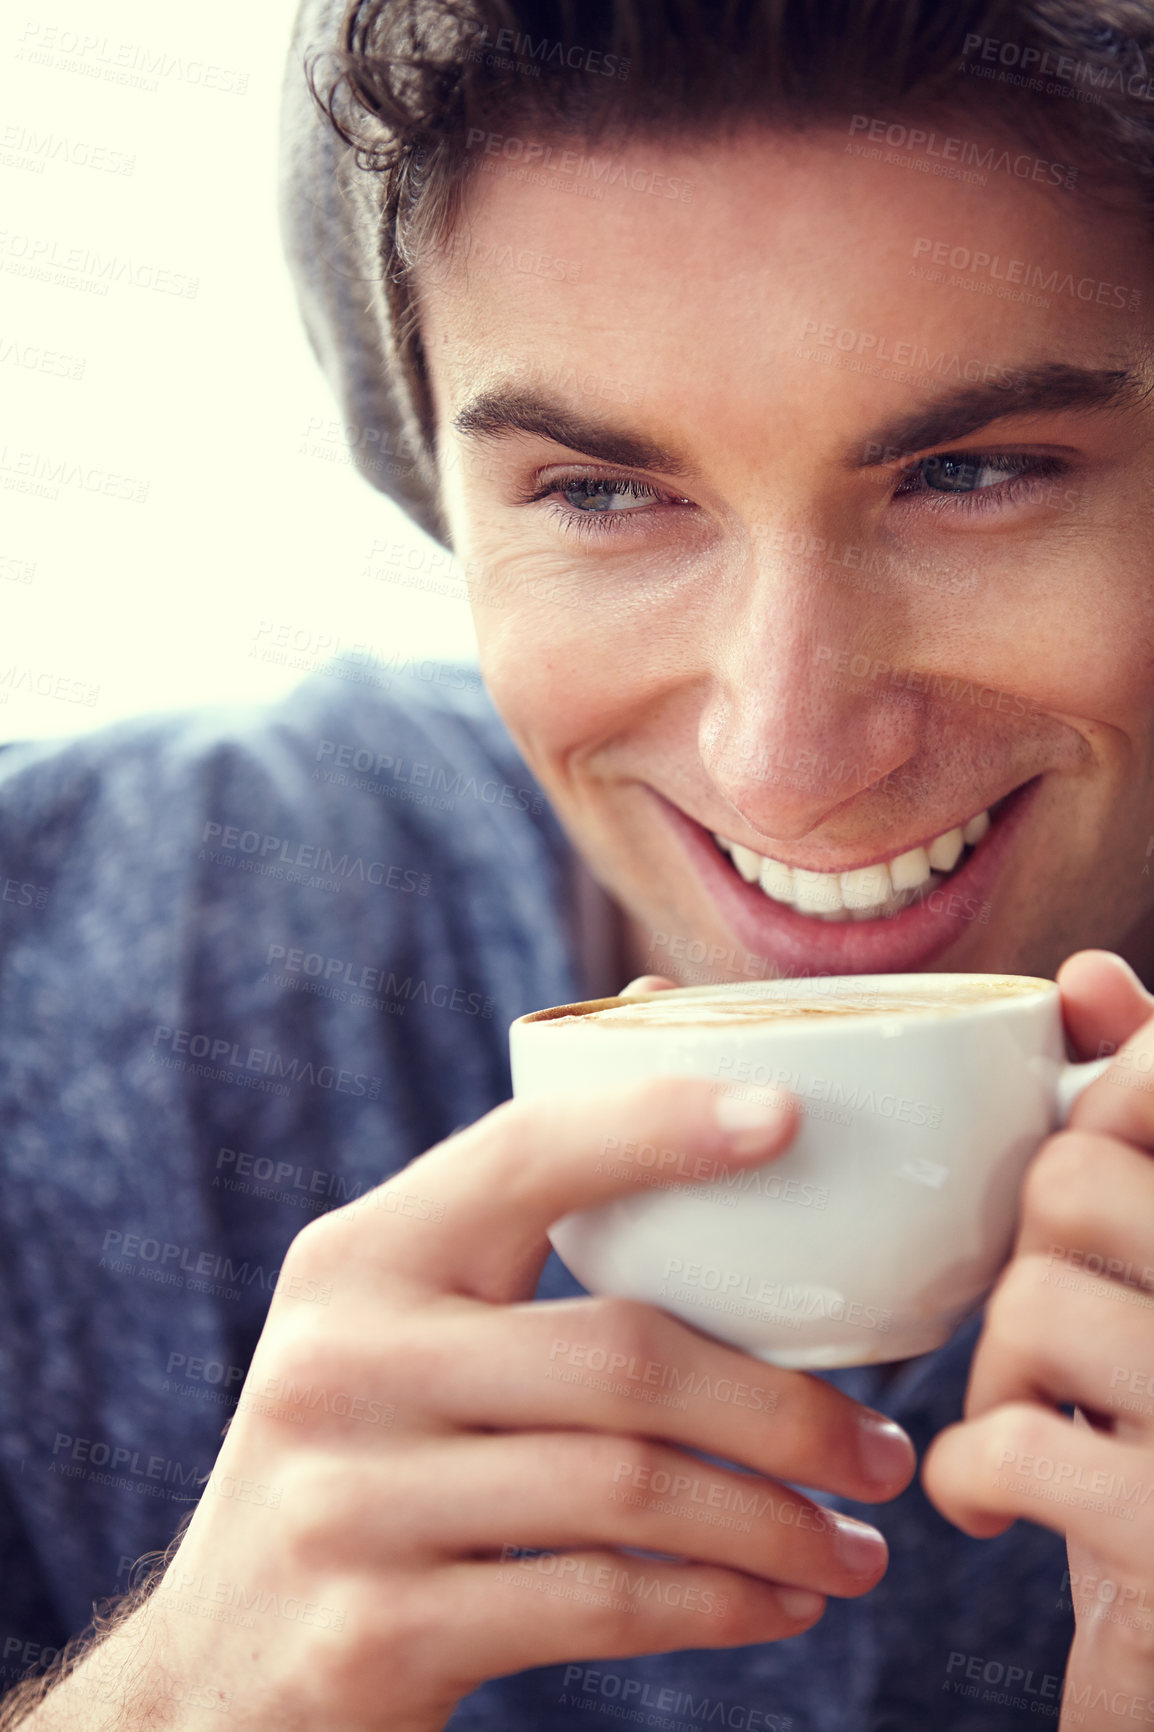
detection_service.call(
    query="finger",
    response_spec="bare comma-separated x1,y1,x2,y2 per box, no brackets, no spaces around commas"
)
964,1251,1154,1440
300,1075,798,1302
1057,949,1154,1062
377,1297,915,1504
1015,1128,1154,1303
1064,1025,1154,1151
438,1550,826,1687
1063,1618,1154,1728
923,1400,1154,1573
1016,1127,1154,1264
1062,1410,1154,1712
619,975,679,996
303,1432,888,1601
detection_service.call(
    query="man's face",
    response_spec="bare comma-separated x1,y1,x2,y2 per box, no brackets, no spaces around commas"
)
416,122,1154,985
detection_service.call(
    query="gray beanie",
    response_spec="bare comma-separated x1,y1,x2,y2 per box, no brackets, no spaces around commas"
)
277,0,448,547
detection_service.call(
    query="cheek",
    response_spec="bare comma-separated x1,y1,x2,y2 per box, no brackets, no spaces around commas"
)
463,522,708,755
476,592,653,767
980,550,1154,722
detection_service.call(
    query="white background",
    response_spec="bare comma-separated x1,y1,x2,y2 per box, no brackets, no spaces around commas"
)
0,0,478,745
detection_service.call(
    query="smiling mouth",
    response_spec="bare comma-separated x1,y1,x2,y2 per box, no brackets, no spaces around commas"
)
709,795,1014,922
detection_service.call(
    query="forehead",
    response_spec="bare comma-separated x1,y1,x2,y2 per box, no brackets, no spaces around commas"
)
415,124,1151,441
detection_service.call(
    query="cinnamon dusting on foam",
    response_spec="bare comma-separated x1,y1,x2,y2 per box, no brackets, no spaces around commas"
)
530,978,1049,1029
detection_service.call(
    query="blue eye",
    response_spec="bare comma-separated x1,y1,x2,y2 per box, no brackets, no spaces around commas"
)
521,471,691,539
560,478,660,513
918,455,1007,492
894,451,1067,502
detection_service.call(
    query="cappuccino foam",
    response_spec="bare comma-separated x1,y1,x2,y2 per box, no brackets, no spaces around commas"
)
536,977,1048,1029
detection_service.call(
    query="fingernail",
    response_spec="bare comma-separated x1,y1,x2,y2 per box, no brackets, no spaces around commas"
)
832,1513,887,1576
619,975,675,997
778,1586,825,1621
714,1089,792,1154
857,1412,915,1485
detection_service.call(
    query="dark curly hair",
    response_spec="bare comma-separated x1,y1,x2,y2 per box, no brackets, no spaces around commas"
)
297,0,1154,535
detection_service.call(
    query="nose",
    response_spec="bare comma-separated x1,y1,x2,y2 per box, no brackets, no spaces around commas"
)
697,549,921,844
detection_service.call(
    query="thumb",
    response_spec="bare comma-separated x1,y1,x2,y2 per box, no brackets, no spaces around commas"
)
1056,948,1154,1059
618,974,679,997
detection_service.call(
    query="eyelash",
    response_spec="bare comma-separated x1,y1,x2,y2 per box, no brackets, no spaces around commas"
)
522,475,680,540
891,452,1069,513
523,452,1071,538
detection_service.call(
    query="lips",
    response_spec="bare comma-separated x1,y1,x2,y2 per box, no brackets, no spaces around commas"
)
651,778,1040,975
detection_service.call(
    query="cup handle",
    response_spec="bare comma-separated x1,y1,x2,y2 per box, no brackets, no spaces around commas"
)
1056,1055,1113,1127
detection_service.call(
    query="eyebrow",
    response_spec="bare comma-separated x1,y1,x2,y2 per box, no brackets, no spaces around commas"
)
450,365,1148,480
856,362,1147,466
451,388,693,476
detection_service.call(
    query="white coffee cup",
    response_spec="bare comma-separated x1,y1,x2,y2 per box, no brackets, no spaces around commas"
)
509,973,1110,1369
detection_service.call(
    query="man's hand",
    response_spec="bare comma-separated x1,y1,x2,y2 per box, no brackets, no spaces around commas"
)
22,1063,914,1731
923,950,1154,1729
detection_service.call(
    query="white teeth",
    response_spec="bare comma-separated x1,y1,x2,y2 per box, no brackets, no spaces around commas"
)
732,843,764,884
927,827,964,873
888,845,931,892
793,868,844,915
839,862,893,910
757,855,795,900
710,804,992,921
